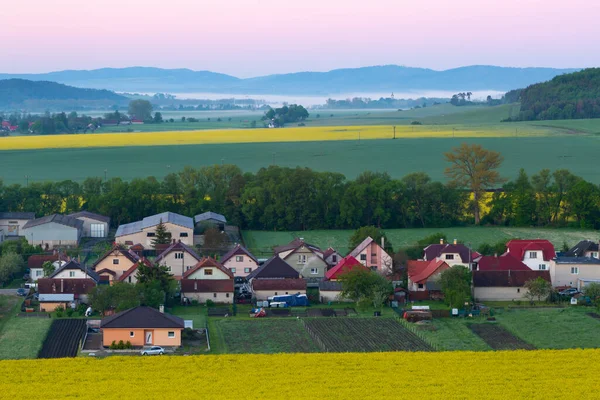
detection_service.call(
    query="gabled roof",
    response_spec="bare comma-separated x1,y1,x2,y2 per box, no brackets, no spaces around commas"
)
38,278,96,295
22,214,83,230
67,211,110,223
194,211,227,224
423,243,476,263
91,246,141,269
49,260,99,282
182,257,234,279
325,255,368,280
115,212,193,237
322,247,339,260
554,256,600,265
349,236,377,258
408,259,450,284
246,256,300,280
477,254,530,271
181,279,234,293
27,253,65,269
100,306,184,329
251,278,306,291
117,259,153,282
155,241,201,264
220,243,258,265
473,270,551,287
273,238,322,255
506,239,556,261
564,240,599,257
0,212,35,220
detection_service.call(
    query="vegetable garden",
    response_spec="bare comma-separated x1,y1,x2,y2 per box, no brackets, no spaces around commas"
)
469,323,535,350
38,319,87,358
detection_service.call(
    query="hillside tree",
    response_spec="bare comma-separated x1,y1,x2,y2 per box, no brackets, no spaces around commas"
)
151,219,171,248
128,99,153,120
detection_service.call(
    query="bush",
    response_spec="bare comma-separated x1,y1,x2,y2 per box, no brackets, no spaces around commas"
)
206,299,215,307
125,341,133,349
118,340,125,349
65,307,74,317
190,299,199,306
55,306,64,318
410,121,422,125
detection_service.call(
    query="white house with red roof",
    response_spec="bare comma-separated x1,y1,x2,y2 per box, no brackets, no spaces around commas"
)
475,253,530,272
505,239,556,271
180,257,234,303
219,243,259,277
407,259,450,293
319,255,368,302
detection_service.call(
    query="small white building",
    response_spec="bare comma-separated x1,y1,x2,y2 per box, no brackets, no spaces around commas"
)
68,211,110,238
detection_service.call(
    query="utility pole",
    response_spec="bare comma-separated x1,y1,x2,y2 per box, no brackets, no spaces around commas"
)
104,169,107,182
25,175,29,187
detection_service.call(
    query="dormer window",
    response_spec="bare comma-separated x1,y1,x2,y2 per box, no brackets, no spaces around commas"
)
445,254,454,260
529,252,538,259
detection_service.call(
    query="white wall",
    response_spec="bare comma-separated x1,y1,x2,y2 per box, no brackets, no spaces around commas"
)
522,250,548,271
222,255,259,277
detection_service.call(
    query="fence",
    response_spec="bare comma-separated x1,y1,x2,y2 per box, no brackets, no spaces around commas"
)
205,322,211,352
300,319,329,352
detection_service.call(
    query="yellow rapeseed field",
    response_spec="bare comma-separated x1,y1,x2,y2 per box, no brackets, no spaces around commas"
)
0,125,540,151
1,350,599,399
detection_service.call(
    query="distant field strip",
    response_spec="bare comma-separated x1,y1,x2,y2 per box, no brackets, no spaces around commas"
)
0,125,555,151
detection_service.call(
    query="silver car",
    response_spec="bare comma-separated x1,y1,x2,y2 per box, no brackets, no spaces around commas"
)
141,346,164,356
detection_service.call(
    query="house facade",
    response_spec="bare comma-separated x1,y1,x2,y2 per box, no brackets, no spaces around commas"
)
252,278,307,300
92,246,142,283
49,260,100,281
407,259,450,293
115,212,194,247
423,240,478,269
349,236,392,274
27,253,67,281
550,257,600,289
323,247,342,267
0,212,35,238
180,257,235,304
68,211,110,238
22,214,83,249
155,241,202,278
564,240,599,259
505,239,556,271
473,270,552,301
275,239,327,278
37,278,97,310
220,244,259,277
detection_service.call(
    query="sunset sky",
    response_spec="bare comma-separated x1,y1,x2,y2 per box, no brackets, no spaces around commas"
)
5,0,598,76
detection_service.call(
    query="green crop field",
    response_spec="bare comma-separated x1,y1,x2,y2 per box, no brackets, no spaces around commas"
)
242,227,598,256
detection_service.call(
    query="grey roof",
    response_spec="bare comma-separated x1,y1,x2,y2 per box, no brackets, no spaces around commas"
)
101,306,184,329
22,214,83,230
195,211,227,224
318,280,343,291
49,260,100,282
0,212,35,220
274,238,322,255
116,212,193,237
564,240,599,257
39,293,74,302
68,211,110,223
554,256,600,265
247,256,300,280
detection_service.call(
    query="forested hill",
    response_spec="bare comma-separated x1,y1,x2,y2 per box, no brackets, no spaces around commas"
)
0,79,128,110
514,68,600,121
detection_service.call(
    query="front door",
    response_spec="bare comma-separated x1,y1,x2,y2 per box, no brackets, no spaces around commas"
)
144,330,153,345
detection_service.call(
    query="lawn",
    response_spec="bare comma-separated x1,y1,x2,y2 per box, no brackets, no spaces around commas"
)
168,304,207,329
399,317,491,351
210,319,318,354
242,226,598,256
0,316,52,359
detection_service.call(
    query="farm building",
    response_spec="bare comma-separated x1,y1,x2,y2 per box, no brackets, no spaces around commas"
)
27,252,68,281
407,260,450,297
22,214,83,249
67,211,110,238
37,278,97,311
155,241,202,278
473,270,551,301
194,211,227,231
274,238,328,278
474,254,530,271
505,239,556,271
115,212,194,247
219,243,259,277
180,257,234,303
349,236,393,274
92,245,143,283
252,278,307,300
48,260,100,282
423,239,479,269
100,306,185,347
563,240,599,258
0,212,35,239
550,256,600,289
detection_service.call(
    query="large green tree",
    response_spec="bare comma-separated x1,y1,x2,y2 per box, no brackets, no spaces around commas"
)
348,226,392,253
440,266,472,308
151,219,171,248
128,99,153,121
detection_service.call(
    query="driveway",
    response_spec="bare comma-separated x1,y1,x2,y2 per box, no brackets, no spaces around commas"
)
0,289,18,295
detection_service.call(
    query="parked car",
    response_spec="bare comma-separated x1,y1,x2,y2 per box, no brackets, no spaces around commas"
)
16,288,28,296
141,346,164,356
558,288,580,296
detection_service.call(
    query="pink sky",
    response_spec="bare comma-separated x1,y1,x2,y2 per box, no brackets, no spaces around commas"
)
5,0,599,76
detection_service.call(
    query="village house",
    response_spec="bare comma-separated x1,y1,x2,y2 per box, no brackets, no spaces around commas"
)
319,255,367,302
115,212,194,247
564,240,599,259
0,212,35,240
22,214,83,249
100,306,185,348
423,239,479,269
37,277,97,311
67,211,110,238
474,253,530,271
247,256,306,300
117,258,154,284
219,243,259,277
48,260,100,281
473,270,551,301
180,257,234,303
505,239,556,271
155,241,202,278
550,256,600,289
407,259,450,300
323,247,343,267
27,252,68,281
92,245,143,283
349,236,393,274
274,238,328,278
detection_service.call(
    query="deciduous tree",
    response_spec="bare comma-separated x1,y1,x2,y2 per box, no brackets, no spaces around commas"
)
523,277,552,304
440,266,471,308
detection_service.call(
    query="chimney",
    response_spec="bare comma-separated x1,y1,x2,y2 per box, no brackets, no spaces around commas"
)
61,279,64,293
381,237,385,249
453,239,457,245
440,238,444,245
159,305,164,313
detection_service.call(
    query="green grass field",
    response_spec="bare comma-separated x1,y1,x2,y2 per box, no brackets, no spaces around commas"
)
242,227,598,256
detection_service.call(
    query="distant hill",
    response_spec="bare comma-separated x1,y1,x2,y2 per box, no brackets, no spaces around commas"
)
512,68,600,121
0,79,128,110
0,65,579,95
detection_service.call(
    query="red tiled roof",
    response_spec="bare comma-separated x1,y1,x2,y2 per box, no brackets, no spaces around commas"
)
473,270,551,287
180,279,234,293
220,244,258,265
325,255,368,280
155,241,201,264
182,257,234,279
408,259,450,284
118,258,153,282
91,246,140,269
252,278,306,291
506,239,556,261
477,253,531,271
27,254,60,268
37,278,96,296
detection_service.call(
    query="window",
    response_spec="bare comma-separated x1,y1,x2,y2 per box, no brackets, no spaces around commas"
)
310,268,318,275
332,255,337,263
445,254,454,260
36,270,42,277
113,259,119,265
125,241,133,246
69,271,75,277
174,252,184,259
539,264,547,270
244,268,252,273
147,232,156,237
168,331,175,338
274,292,278,295
8,221,17,224
236,256,243,262
298,255,307,264
417,283,424,289
213,293,217,298
230,268,236,274
130,331,135,337
571,267,579,274
128,276,132,283
360,254,367,261
179,232,188,237
592,252,599,258
529,251,538,258
90,223,105,238
204,269,213,276
226,293,230,298
517,288,520,293
186,266,193,271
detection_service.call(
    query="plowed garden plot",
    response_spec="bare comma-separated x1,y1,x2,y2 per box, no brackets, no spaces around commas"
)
469,324,535,350
38,319,87,358
586,313,600,320
303,318,432,352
